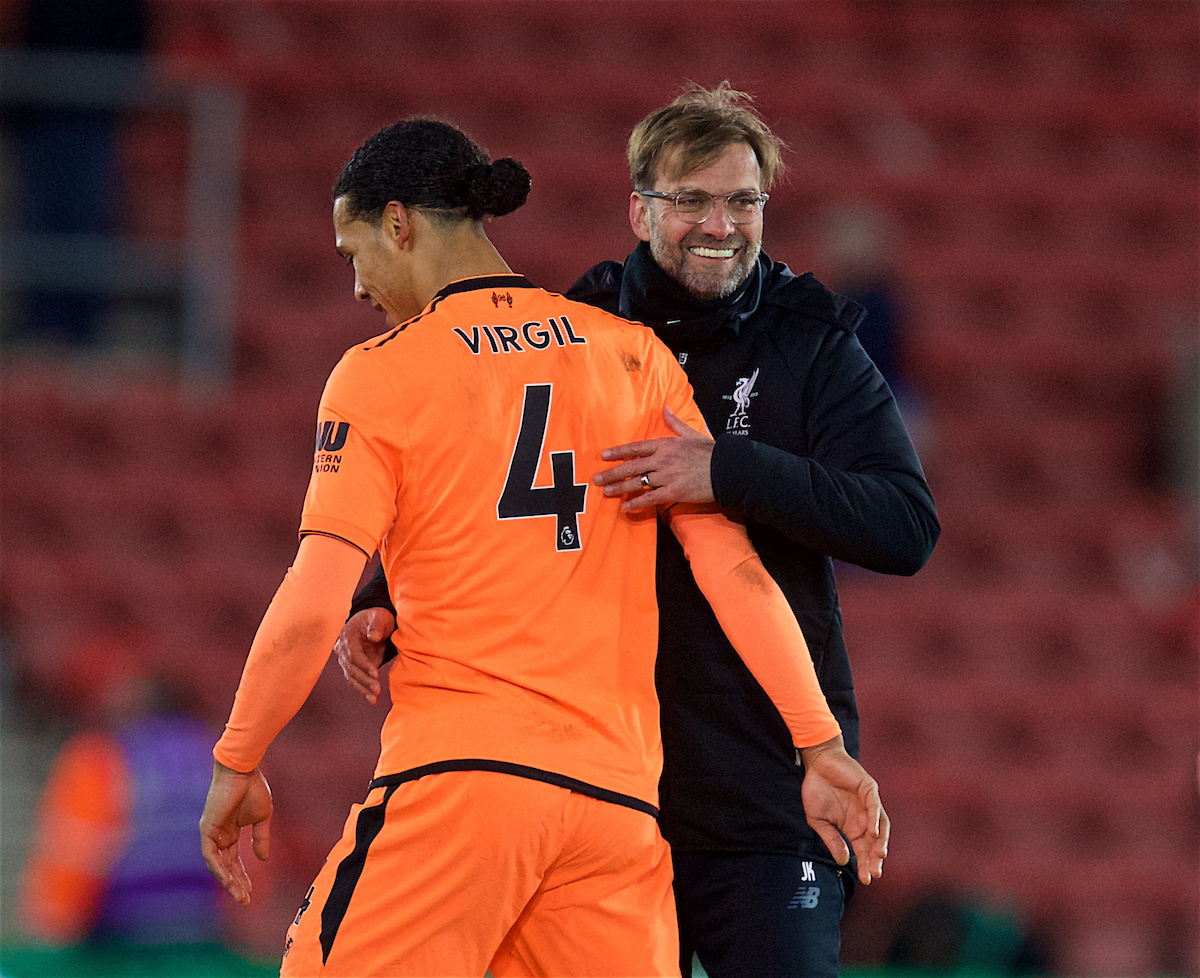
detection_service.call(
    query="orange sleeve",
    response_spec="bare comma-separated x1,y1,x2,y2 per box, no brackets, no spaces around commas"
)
20,733,130,944
641,335,838,747
213,533,368,772
299,352,405,555
664,506,842,749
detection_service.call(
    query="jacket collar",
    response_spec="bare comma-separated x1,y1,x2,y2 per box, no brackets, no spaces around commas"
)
616,242,765,354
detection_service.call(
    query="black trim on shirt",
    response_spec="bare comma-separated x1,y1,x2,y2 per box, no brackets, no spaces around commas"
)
366,294,446,350
432,275,537,300
365,277,537,350
369,759,658,818
298,530,371,558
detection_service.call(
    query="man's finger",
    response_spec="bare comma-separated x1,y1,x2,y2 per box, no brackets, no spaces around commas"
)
347,669,380,704
856,839,883,885
621,489,667,513
364,607,393,642
343,658,379,690
354,673,381,700
853,808,889,884
811,820,851,868
337,658,379,702
204,835,249,906
222,847,251,906
600,473,651,497
201,833,229,887
346,649,383,697
600,440,657,463
251,817,271,862
859,784,882,837
353,652,381,682
593,461,644,486
338,660,375,701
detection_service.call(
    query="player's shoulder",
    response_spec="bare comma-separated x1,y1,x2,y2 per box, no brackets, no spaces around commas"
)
549,288,647,334
336,296,448,369
320,324,405,402
333,329,392,374
550,289,674,368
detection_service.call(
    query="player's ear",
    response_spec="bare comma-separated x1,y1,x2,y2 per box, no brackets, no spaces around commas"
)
382,201,413,248
629,192,652,243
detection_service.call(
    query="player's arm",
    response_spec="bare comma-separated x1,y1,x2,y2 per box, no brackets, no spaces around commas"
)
200,532,367,906
707,330,937,574
598,331,938,575
663,504,888,883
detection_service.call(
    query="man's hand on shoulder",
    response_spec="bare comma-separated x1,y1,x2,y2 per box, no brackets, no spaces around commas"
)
594,407,715,513
797,736,890,885
334,607,396,705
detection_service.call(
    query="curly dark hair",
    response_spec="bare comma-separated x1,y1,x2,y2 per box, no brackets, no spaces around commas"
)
333,118,530,223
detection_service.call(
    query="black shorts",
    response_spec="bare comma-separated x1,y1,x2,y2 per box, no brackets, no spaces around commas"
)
674,852,853,978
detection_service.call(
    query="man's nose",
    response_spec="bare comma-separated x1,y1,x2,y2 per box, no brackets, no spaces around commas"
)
699,200,736,235
354,278,370,302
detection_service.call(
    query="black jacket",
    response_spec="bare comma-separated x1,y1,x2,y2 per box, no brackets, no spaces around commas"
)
351,247,939,859
566,248,939,857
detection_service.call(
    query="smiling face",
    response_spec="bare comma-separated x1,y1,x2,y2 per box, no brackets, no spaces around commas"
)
333,196,419,328
630,141,764,301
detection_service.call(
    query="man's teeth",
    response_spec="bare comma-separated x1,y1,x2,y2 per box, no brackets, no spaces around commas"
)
689,246,736,258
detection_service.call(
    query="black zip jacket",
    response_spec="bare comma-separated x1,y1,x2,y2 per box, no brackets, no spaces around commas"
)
568,247,938,857
349,247,939,859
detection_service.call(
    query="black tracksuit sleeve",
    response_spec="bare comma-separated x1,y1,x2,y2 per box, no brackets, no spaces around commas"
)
350,561,395,617
710,328,939,575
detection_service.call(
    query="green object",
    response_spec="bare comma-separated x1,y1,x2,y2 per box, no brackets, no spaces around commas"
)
958,903,1025,972
0,941,278,977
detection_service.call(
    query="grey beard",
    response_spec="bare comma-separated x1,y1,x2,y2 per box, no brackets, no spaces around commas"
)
676,244,759,300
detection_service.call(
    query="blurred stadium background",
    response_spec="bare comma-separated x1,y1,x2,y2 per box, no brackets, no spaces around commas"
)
0,1,1196,974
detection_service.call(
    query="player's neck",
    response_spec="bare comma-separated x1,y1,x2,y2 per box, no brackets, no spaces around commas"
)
411,222,513,307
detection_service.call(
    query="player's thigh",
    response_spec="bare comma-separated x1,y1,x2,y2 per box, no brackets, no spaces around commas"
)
282,771,565,977
673,852,845,978
490,794,680,978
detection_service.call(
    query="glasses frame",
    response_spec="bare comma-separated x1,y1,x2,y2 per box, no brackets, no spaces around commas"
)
636,188,770,225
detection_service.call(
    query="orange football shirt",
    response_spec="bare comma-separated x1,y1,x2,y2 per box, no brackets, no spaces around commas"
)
300,275,703,807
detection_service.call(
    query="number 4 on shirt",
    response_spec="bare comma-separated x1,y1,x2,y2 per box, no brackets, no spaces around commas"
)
498,384,587,552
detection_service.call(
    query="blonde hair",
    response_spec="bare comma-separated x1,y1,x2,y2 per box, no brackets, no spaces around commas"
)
628,81,785,191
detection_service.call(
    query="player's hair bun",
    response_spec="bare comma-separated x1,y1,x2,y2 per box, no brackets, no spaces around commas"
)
463,158,531,219
335,118,531,223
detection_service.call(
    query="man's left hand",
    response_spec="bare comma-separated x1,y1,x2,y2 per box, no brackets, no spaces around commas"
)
594,407,715,513
797,737,889,885
199,761,273,907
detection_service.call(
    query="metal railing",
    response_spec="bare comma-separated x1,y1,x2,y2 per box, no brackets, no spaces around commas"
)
0,47,243,388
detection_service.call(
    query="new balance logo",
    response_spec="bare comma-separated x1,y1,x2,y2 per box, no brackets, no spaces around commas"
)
788,886,820,910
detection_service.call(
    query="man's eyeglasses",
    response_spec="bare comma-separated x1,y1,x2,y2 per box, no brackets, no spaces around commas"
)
637,189,769,225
